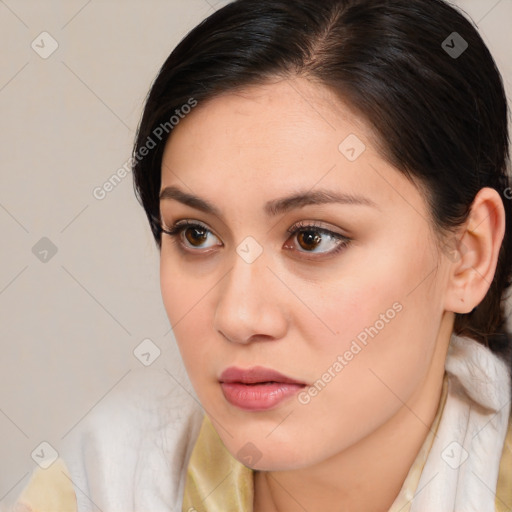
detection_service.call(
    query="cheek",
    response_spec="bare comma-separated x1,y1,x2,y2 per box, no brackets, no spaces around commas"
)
160,257,186,326
159,258,213,371
300,241,429,357
324,243,440,376
295,235,441,411
160,249,218,323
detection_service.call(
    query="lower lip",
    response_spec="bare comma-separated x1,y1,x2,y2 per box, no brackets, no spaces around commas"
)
220,382,305,411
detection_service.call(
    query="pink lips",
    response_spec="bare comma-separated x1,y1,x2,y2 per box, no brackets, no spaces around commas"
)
219,366,306,411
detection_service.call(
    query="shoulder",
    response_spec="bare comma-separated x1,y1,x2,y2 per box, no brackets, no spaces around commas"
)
496,408,512,512
12,368,204,512
9,458,76,512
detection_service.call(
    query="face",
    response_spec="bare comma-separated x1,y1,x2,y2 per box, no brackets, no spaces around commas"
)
159,77,452,471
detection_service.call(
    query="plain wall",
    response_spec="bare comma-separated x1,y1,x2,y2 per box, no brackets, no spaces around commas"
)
0,0,511,503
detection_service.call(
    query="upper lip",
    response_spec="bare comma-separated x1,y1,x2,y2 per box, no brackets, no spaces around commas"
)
219,366,306,385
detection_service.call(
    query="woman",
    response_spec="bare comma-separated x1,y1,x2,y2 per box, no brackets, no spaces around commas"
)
11,0,512,510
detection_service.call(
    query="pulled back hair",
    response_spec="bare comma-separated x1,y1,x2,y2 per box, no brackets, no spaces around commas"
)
132,0,512,361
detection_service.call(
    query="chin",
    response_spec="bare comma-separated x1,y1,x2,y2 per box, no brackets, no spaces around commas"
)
229,435,317,472
254,452,319,472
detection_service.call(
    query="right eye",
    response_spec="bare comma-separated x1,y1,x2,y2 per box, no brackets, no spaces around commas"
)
161,220,223,252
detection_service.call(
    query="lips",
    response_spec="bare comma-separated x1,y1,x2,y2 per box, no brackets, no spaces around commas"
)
219,366,306,411
219,366,306,385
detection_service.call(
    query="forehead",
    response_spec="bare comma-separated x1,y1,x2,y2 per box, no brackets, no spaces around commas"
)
159,77,426,223
163,78,370,179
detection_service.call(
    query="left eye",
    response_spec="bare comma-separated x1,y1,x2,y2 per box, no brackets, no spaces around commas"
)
285,222,351,255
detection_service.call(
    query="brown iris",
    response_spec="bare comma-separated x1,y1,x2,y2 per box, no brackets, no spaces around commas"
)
184,226,208,247
297,230,322,251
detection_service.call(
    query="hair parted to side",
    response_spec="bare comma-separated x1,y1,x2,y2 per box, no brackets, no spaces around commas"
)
132,0,511,360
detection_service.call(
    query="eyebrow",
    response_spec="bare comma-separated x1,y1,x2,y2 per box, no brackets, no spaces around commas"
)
159,185,378,217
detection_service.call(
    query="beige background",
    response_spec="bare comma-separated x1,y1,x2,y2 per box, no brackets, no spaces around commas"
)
0,0,511,503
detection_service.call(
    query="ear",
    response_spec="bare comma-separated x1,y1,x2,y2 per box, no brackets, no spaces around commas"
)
443,187,506,314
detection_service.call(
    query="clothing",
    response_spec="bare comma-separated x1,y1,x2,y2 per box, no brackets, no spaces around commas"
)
7,335,512,512
5,367,204,512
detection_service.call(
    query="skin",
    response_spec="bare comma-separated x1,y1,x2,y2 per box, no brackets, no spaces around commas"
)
158,77,505,512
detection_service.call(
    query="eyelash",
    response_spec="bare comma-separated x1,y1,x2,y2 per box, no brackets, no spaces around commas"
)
160,219,351,258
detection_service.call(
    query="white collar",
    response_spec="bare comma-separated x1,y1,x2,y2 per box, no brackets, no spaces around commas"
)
409,334,511,512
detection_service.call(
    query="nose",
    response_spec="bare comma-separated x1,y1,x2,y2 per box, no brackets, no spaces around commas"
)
213,251,289,344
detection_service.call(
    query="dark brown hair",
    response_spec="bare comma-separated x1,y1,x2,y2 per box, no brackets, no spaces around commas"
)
132,0,511,361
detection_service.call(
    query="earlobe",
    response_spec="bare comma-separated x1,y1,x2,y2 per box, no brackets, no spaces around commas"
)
443,187,506,314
